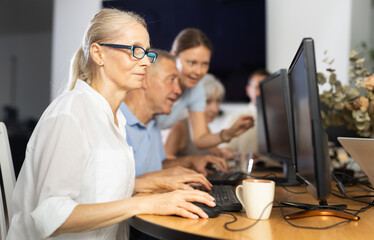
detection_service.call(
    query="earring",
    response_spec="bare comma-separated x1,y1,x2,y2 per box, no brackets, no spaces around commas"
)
99,61,103,65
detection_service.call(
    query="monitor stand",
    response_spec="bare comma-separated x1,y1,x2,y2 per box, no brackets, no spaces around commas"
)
281,200,359,221
253,161,301,186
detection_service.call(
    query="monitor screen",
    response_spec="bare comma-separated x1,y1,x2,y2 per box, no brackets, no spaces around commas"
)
288,38,331,201
257,70,299,186
261,70,293,161
256,96,267,155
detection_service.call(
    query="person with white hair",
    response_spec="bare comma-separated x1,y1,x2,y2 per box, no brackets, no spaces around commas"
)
165,73,234,160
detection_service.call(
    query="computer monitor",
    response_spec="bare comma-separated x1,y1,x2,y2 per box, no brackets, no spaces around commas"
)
258,69,299,186
256,96,267,155
288,38,331,201
284,38,358,221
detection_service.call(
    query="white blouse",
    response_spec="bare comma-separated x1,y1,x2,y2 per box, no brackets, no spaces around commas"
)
7,80,135,240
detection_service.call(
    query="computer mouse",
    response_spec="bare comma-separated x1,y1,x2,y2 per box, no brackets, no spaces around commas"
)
255,160,265,168
192,202,221,218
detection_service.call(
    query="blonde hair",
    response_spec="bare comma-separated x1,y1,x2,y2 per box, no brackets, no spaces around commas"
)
201,73,225,101
68,8,147,90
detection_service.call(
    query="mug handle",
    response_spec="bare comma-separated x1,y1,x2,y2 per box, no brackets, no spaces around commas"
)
235,185,245,210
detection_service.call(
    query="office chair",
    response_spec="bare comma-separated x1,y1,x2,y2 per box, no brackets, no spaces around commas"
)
0,122,16,237
1,188,7,239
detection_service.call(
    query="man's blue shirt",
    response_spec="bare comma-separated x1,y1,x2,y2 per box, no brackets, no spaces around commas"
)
120,103,165,177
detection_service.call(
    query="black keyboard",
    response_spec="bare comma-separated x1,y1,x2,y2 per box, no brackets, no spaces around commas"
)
193,185,242,212
207,171,243,185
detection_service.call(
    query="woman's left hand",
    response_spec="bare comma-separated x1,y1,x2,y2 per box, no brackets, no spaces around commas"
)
135,174,212,193
157,174,213,191
162,166,198,176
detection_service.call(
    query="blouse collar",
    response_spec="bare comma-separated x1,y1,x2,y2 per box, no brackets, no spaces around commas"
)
74,80,127,136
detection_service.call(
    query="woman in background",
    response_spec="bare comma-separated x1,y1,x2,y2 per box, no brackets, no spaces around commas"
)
157,28,254,153
8,9,215,240
165,73,233,159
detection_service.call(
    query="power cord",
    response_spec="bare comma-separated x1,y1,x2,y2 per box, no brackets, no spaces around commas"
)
331,172,374,206
222,201,274,232
331,189,374,199
280,183,307,194
333,171,374,191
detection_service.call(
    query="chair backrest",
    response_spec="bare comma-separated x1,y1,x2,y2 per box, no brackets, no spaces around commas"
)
0,122,16,232
0,188,7,239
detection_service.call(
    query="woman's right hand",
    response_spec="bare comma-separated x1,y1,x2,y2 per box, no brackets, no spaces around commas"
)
136,190,216,219
225,115,254,140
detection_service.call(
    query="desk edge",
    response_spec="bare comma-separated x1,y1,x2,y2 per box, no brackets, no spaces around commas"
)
127,216,224,240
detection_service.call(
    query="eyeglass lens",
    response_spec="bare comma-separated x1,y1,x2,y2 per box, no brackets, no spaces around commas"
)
133,46,157,63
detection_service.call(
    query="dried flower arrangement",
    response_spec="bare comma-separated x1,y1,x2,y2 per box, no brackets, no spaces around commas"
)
318,50,374,137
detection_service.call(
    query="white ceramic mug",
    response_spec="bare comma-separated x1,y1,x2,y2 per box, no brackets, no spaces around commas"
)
235,179,275,220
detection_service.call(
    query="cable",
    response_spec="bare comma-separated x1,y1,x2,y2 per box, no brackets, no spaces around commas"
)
332,189,374,199
280,183,307,194
331,172,374,206
333,171,374,191
351,195,374,198
223,201,274,232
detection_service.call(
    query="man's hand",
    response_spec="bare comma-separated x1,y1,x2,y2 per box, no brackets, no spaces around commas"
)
189,155,228,176
218,148,235,160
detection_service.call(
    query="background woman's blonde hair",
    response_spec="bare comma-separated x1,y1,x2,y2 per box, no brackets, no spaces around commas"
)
69,8,147,90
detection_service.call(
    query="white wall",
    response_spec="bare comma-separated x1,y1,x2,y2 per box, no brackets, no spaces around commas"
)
51,0,101,100
0,33,51,120
266,0,353,84
352,0,374,74
372,0,374,49
351,0,372,50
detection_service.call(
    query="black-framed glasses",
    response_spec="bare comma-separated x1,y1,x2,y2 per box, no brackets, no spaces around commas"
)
99,43,157,63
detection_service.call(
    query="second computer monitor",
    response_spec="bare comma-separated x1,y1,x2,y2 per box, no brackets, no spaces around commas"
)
259,69,299,185
288,38,331,201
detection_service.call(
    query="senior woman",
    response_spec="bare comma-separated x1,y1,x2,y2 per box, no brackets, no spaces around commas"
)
8,9,214,240
165,73,233,159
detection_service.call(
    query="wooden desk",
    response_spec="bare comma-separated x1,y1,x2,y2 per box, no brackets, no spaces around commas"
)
127,185,374,240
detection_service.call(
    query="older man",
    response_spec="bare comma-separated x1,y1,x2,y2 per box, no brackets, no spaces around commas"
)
120,49,227,178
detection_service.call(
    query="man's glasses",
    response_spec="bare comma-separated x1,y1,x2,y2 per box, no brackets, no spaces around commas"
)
99,43,157,63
